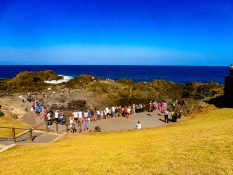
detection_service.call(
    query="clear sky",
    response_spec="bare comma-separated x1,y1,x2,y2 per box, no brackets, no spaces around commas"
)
0,0,232,65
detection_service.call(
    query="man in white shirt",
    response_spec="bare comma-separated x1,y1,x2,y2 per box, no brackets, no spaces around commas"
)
78,111,83,120
54,110,59,122
72,110,78,121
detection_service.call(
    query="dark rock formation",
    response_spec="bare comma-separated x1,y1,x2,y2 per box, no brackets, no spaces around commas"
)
224,65,233,106
67,100,87,111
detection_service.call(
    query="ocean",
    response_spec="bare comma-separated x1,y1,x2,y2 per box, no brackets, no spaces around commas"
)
0,65,228,85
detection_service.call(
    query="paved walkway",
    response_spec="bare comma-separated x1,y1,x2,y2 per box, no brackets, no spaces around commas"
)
0,111,172,152
88,111,168,132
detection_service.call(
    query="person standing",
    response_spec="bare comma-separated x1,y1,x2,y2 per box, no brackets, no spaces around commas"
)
72,110,78,122
46,112,52,127
149,101,153,116
96,109,101,120
83,114,89,131
59,111,64,125
78,110,83,121
132,104,136,114
88,111,91,123
164,110,169,123
111,106,116,117
54,110,60,123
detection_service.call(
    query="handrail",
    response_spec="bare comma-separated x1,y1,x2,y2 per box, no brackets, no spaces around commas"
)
0,121,68,142
0,126,30,130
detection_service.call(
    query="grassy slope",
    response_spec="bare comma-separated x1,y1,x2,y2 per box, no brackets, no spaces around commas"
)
0,107,232,175
0,116,29,137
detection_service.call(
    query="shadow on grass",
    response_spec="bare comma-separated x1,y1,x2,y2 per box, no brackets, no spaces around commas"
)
207,95,233,108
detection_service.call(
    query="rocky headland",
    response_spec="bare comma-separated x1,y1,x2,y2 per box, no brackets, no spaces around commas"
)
0,70,224,119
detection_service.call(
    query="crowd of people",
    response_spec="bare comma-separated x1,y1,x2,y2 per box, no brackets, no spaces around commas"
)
28,93,180,132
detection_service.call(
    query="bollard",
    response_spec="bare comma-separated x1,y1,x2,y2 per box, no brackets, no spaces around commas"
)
56,121,58,133
45,121,49,132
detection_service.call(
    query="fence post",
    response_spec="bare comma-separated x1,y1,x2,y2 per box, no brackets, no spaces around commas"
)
45,121,49,132
12,128,16,142
29,128,33,142
56,121,58,133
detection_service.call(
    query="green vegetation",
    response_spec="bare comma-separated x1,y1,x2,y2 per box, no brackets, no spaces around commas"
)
65,74,99,89
0,107,232,175
0,110,4,117
0,70,62,92
182,82,223,100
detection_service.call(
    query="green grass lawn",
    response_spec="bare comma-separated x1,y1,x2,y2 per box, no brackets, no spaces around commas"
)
0,106,232,175
0,116,29,137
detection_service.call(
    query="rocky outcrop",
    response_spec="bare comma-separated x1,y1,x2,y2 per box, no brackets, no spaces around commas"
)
224,65,233,106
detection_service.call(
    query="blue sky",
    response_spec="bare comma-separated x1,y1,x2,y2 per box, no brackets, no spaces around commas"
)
0,0,233,65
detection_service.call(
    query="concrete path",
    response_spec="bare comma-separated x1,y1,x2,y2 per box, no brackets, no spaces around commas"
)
88,111,168,132
0,111,173,152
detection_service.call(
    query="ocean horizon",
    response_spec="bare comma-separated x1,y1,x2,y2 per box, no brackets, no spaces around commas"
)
0,65,228,85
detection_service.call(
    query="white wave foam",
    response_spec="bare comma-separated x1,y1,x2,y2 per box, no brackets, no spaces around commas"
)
44,75,73,84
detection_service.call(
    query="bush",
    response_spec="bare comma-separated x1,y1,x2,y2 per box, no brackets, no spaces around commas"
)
0,110,4,117
95,125,101,132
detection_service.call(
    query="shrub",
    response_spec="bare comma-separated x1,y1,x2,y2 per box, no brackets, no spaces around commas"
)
0,110,4,117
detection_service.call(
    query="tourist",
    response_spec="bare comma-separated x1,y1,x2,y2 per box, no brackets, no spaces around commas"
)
71,118,77,133
149,101,153,116
91,110,95,121
83,115,89,131
123,106,128,117
88,110,91,123
41,107,48,120
46,112,52,127
111,106,116,117
118,106,122,117
104,107,108,119
77,118,82,133
135,104,139,113
115,106,119,117
34,98,39,111
59,111,64,125
132,104,136,114
139,104,143,112
27,93,33,102
164,110,169,123
161,102,164,113
100,110,104,119
96,109,101,120
127,106,131,117
105,107,110,117
164,101,167,111
54,110,60,123
39,105,43,116
78,110,83,121
72,110,78,121
153,101,157,111
136,121,142,130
